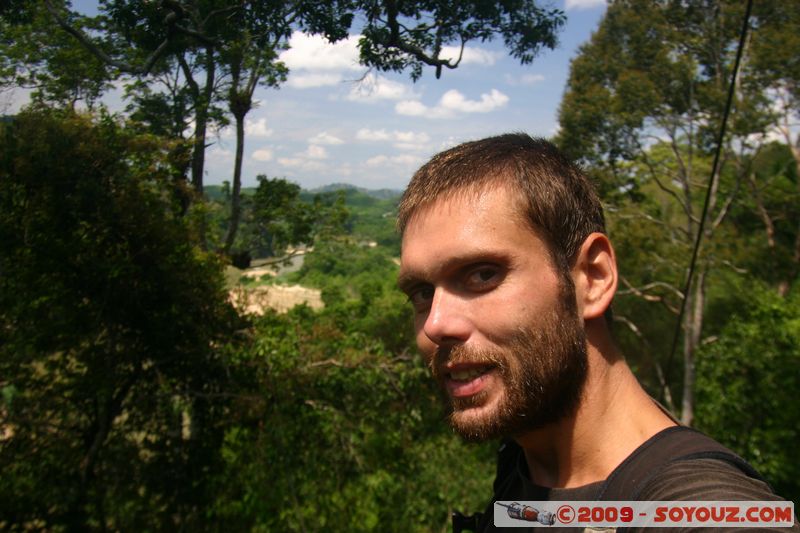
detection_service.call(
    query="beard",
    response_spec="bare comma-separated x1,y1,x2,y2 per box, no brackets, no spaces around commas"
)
430,294,588,442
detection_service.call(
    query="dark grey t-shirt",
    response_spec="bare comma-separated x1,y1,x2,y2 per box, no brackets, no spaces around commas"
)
477,440,797,532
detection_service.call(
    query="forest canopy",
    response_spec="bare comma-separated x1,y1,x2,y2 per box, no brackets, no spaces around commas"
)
1,0,799,530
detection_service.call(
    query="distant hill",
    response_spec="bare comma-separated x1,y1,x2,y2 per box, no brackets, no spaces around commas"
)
204,183,401,204
205,182,400,250
308,183,403,200
204,184,256,202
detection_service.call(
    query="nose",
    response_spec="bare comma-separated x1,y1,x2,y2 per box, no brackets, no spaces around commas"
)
422,288,472,347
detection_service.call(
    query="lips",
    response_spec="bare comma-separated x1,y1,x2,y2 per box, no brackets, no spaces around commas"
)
450,367,487,381
443,364,495,398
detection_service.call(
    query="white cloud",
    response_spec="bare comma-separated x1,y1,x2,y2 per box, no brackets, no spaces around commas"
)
286,73,344,89
347,73,415,102
218,117,273,139
309,132,344,145
565,0,606,10
0,87,34,114
395,142,429,152
280,32,362,88
252,148,273,162
274,143,329,171
440,136,461,150
277,33,420,100
441,89,508,113
356,128,392,142
208,146,233,158
395,100,430,117
305,145,328,159
440,46,501,66
277,157,326,172
356,128,430,150
392,131,431,151
337,164,354,176
278,157,304,168
364,155,389,167
396,89,509,118
505,73,546,86
280,32,360,71
394,131,429,144
365,154,424,168
245,118,273,137
183,120,197,139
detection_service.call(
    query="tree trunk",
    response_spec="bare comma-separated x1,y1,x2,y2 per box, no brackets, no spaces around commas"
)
680,268,706,426
189,47,215,194
786,139,800,295
222,111,245,254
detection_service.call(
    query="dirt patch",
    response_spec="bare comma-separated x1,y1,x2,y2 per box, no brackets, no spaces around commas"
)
229,284,323,315
239,266,277,280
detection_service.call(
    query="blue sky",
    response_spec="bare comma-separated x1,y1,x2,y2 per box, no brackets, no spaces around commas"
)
6,0,607,190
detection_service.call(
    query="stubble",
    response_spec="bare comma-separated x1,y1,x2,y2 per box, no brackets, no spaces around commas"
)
431,301,588,442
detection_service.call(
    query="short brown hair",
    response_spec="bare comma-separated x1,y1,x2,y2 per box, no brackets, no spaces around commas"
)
398,133,605,274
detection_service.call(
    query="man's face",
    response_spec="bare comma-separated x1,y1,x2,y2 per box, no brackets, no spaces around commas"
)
398,184,587,441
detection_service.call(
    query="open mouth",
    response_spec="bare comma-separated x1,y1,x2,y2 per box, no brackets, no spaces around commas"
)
449,366,492,382
444,364,496,397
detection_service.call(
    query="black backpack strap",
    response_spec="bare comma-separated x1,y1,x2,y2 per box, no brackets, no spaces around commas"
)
492,439,524,496
452,511,482,533
454,440,521,532
596,425,767,501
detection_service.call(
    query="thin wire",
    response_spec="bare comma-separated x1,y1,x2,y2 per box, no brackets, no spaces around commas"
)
664,0,754,400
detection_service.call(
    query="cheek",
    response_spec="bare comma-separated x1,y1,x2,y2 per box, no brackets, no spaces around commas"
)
414,314,431,344
415,331,437,361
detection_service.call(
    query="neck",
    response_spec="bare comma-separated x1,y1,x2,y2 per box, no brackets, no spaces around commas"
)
514,331,675,488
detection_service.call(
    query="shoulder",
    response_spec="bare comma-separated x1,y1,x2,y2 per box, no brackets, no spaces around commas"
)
632,458,799,532
637,457,777,501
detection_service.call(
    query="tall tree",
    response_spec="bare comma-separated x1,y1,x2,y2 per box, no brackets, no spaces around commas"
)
745,1,800,293
21,1,565,252
556,0,798,425
0,109,238,529
85,0,230,194
217,3,294,254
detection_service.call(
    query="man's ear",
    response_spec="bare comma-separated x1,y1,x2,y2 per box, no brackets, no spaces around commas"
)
571,233,617,320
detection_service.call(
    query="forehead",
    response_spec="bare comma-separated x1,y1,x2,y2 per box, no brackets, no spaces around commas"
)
399,184,549,279
403,180,526,233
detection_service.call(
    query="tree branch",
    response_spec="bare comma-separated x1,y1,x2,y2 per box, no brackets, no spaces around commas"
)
382,0,458,77
618,276,682,315
634,139,694,223
43,0,171,75
613,314,675,413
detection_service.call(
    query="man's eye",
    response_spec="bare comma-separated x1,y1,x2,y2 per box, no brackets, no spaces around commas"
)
465,267,502,290
408,285,434,309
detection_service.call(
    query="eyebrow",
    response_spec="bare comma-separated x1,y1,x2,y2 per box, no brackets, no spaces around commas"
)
397,249,511,293
396,271,423,294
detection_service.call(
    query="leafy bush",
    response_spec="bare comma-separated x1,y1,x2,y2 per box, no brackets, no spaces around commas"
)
695,283,800,503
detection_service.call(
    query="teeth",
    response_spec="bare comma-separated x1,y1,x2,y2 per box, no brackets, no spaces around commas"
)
450,368,487,381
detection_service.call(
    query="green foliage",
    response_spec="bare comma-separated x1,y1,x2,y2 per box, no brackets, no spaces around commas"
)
209,176,350,261
695,284,800,503
210,300,495,531
340,188,402,253
358,0,565,80
247,176,316,257
0,3,114,109
207,218,498,530
557,0,800,437
725,143,800,288
0,108,238,530
0,109,493,530
288,238,409,352
556,0,776,182
301,186,401,252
